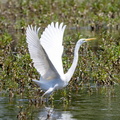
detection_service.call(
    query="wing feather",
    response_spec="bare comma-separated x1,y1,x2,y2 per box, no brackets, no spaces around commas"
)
40,22,66,77
26,25,59,80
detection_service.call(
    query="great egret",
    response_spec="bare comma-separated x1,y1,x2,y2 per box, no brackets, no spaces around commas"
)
26,22,95,100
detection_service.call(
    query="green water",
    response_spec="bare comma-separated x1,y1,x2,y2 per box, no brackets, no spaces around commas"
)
0,85,120,120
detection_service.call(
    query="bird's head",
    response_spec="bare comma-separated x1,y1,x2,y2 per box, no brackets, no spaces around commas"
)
77,38,96,44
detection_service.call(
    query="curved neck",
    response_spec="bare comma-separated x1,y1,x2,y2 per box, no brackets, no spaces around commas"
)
65,41,83,82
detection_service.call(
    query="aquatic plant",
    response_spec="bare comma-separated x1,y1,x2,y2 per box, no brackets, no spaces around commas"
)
0,0,119,100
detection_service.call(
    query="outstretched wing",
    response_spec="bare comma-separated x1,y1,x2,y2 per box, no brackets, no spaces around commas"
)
26,25,60,80
40,22,66,77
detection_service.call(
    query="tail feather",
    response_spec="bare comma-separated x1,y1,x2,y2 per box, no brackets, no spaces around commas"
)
32,79,41,87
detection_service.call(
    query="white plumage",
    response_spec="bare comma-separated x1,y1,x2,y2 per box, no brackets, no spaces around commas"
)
26,22,95,101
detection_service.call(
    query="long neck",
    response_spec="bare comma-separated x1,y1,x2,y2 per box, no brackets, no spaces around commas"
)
65,41,82,82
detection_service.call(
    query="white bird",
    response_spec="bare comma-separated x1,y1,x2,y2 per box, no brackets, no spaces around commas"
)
26,22,95,101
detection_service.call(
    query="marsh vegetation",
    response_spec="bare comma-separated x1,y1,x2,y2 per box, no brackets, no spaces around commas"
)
0,0,120,119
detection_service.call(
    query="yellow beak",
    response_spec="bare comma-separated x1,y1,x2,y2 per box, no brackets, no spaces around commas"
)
85,38,96,41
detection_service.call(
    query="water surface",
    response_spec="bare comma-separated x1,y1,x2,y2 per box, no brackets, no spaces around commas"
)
0,85,120,120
